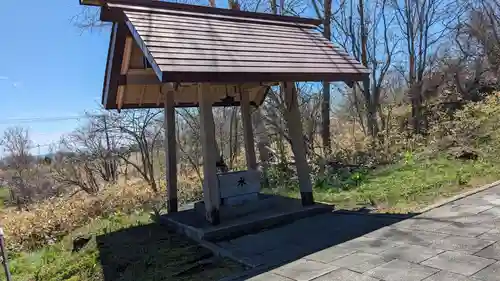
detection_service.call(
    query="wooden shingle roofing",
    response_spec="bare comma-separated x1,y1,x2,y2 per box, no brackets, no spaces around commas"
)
100,0,369,84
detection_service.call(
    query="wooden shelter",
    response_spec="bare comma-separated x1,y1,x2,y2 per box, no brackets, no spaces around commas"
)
82,0,369,225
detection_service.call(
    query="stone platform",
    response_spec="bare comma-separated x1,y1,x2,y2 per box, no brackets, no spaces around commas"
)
160,194,333,242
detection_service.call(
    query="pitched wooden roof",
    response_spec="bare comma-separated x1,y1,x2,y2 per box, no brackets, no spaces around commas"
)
100,1,369,83
93,0,369,109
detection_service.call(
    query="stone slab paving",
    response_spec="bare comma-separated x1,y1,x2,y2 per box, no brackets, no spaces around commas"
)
303,246,358,264
479,229,500,241
270,259,339,281
421,271,477,281
329,252,391,273
433,222,494,238
473,261,500,281
475,243,500,260
482,207,500,217
429,235,495,254
364,227,450,247
378,244,444,263
420,251,495,276
245,272,294,281
312,268,380,281
332,236,399,254
365,259,440,281
390,217,452,232
224,184,500,281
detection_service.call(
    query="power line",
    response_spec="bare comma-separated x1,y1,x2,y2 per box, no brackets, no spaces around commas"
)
28,143,54,149
0,115,103,125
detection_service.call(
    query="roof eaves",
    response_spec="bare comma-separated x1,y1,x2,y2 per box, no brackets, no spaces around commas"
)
101,22,116,106
159,71,369,84
100,4,126,22
102,23,128,109
80,0,103,6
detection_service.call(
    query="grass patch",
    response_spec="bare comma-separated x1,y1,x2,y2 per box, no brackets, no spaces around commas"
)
1,212,244,281
0,187,10,208
267,155,500,213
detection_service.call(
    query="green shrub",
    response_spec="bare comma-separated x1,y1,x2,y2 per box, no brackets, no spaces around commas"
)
429,92,500,154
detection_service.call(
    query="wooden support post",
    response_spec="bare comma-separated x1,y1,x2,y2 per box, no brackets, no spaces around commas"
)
240,90,257,170
198,84,221,225
0,228,12,281
164,90,178,213
282,82,314,206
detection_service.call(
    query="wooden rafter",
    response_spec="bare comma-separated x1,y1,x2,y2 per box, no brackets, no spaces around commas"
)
116,36,133,111
120,37,133,74
116,86,125,112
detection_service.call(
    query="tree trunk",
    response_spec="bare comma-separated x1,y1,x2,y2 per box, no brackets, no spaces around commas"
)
359,0,377,139
411,85,423,134
322,0,332,156
271,0,277,14
228,109,234,169
403,0,421,134
230,108,239,166
150,179,158,194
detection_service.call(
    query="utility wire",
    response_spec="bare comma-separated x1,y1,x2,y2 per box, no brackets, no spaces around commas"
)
28,143,54,149
0,114,103,125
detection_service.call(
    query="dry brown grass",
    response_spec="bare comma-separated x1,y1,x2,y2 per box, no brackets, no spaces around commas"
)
0,168,208,253
0,181,159,252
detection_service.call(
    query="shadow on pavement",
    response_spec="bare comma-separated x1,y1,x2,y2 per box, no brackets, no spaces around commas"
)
221,209,419,280
96,223,244,281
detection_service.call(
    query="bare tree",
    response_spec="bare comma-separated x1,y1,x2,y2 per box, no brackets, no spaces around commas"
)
104,109,164,193
457,0,500,71
1,127,35,206
52,150,101,195
213,107,242,169
177,109,203,182
72,0,202,32
52,114,120,194
1,127,32,172
71,6,110,32
331,0,400,140
323,0,333,154
263,84,321,160
311,0,333,155
392,0,460,133
358,0,379,139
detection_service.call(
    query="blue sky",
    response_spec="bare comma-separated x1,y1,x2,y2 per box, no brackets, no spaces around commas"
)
0,0,110,154
0,0,318,155
0,0,265,155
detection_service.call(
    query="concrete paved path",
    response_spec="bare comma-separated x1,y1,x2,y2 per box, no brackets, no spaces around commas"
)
221,184,500,281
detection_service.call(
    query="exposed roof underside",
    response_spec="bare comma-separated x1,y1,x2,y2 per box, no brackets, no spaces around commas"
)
98,0,369,110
